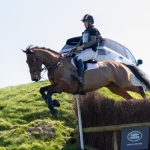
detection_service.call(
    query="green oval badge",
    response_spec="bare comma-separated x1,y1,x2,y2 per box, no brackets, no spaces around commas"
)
127,131,143,142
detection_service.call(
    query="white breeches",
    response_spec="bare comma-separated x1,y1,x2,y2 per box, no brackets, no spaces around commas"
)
77,48,98,61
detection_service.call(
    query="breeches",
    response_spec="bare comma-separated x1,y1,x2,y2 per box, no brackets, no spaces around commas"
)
77,48,98,61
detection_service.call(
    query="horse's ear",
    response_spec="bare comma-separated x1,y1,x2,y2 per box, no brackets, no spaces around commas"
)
21,49,27,53
21,49,33,54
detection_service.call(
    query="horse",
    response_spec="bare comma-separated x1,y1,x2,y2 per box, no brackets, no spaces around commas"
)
22,46,150,116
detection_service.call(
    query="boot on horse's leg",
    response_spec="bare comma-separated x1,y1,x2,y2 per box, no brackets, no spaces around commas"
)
76,59,84,86
47,89,58,116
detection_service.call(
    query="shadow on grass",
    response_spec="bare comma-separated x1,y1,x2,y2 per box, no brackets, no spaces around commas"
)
19,109,51,122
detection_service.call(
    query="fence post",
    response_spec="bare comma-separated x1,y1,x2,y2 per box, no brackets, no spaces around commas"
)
76,94,84,150
114,131,118,150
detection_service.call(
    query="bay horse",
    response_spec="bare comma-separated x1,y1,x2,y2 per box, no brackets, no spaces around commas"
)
22,46,150,116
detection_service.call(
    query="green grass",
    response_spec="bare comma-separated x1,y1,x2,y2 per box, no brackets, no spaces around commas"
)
0,81,79,150
0,81,150,150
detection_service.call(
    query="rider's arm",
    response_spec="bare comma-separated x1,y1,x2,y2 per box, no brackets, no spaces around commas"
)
70,38,82,52
82,36,96,48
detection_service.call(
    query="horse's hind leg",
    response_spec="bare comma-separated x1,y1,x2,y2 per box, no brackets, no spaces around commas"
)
126,86,147,99
107,86,134,100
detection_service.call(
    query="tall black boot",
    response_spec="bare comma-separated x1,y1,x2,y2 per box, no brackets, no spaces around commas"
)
76,59,84,85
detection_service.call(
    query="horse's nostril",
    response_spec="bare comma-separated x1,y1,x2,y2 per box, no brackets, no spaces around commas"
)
32,78,39,82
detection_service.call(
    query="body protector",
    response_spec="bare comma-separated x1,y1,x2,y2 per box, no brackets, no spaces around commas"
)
82,25,101,51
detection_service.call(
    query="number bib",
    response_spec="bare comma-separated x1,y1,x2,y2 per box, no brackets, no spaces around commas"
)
82,31,89,44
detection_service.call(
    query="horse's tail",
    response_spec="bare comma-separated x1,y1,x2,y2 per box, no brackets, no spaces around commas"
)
123,63,150,91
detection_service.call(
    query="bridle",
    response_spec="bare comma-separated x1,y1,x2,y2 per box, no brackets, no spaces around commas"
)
28,50,63,79
28,52,46,75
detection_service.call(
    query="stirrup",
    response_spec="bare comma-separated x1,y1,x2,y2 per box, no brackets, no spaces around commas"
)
71,74,84,85
76,77,84,85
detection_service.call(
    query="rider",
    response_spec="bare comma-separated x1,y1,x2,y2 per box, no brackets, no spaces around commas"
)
70,14,102,85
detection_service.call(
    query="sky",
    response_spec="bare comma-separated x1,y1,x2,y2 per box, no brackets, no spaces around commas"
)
0,0,150,88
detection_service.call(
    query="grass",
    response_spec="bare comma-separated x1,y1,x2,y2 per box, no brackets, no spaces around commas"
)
0,81,79,150
0,80,150,149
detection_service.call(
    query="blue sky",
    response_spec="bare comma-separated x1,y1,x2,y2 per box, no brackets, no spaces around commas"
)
0,0,150,88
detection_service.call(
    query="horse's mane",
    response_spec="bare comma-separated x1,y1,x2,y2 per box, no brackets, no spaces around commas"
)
30,46,60,55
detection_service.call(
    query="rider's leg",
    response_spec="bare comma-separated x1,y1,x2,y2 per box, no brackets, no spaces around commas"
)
77,59,84,85
77,48,98,61
76,48,97,85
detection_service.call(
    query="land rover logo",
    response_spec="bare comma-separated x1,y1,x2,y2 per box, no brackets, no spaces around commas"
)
127,131,143,142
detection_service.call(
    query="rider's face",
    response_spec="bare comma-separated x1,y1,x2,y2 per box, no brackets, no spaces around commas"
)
84,21,88,29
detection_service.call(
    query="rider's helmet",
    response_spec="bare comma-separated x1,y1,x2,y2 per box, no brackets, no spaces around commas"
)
81,14,94,24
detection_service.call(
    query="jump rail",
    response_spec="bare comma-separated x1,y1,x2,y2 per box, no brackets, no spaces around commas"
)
74,122,150,150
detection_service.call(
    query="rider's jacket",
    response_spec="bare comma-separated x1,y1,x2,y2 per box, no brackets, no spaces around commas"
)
81,25,101,52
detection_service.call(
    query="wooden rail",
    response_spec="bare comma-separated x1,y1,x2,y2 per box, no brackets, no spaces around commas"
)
74,122,150,134
74,122,150,150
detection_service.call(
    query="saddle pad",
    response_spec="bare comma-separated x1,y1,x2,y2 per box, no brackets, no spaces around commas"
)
71,58,99,72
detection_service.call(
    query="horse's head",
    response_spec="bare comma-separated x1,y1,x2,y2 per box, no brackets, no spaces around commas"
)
22,49,43,82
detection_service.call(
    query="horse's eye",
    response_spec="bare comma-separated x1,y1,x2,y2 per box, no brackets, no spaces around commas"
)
30,60,34,63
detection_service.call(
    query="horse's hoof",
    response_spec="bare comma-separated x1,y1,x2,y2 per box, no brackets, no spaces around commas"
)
50,109,59,117
53,100,60,107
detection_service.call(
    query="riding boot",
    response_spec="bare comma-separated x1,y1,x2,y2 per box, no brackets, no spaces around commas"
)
77,59,84,85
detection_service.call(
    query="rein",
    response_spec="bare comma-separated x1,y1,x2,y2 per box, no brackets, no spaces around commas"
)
27,48,84,94
29,49,77,82
47,54,63,79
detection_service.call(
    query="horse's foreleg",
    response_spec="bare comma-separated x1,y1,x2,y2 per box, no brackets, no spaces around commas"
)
47,81,71,116
47,89,58,116
39,85,55,103
107,86,134,100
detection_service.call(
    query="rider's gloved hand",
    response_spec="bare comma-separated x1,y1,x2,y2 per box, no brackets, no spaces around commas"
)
76,46,83,51
69,47,77,54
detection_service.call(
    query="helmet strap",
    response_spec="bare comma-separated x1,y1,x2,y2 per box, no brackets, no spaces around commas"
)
88,22,92,27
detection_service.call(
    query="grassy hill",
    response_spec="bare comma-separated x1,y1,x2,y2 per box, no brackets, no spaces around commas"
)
0,81,150,150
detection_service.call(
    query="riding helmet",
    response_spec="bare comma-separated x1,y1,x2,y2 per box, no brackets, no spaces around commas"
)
81,14,94,24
